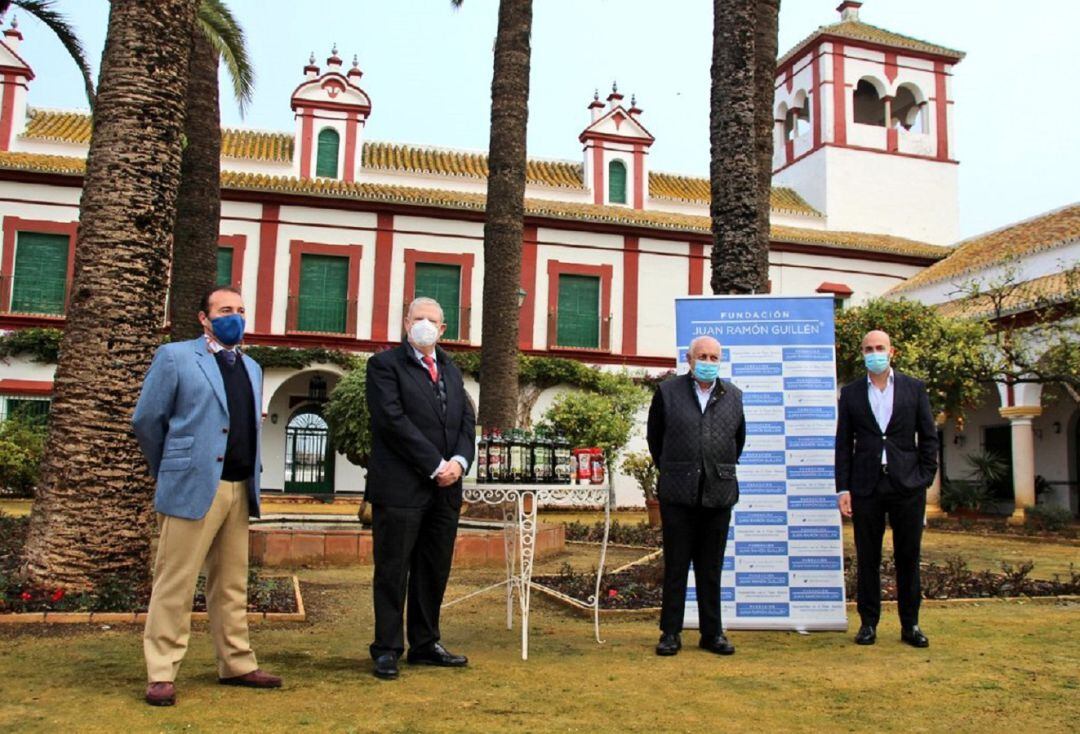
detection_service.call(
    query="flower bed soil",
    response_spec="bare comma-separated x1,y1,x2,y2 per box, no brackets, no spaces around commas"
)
535,554,1080,611
1,512,297,616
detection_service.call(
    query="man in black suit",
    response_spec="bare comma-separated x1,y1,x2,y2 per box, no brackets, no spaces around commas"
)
836,330,938,648
647,335,745,657
365,297,476,680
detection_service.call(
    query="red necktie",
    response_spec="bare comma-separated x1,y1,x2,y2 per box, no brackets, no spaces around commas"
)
422,354,437,382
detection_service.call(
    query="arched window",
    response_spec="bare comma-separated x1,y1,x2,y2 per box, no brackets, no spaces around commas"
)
892,83,926,132
784,106,810,140
608,160,627,204
852,79,886,126
315,128,340,179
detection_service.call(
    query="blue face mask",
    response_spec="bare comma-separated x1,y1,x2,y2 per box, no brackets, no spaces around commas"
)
210,314,245,347
693,361,720,383
864,352,890,375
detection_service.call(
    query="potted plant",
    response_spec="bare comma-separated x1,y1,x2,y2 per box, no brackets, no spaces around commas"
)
621,451,660,527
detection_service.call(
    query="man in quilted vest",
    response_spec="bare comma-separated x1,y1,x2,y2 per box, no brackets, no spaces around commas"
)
646,335,746,657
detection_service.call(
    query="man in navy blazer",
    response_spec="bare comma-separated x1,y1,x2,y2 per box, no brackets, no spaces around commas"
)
365,297,476,680
835,330,938,648
133,286,281,706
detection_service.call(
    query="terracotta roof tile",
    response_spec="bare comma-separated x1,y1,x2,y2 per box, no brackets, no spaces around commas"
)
0,150,944,261
779,19,964,67
645,171,821,217
220,128,293,162
21,108,91,144
890,204,1080,295
935,268,1080,320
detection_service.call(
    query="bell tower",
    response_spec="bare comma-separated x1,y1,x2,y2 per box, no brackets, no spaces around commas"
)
579,83,655,209
770,2,964,245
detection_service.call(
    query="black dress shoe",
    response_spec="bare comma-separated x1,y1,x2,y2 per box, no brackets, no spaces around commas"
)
901,625,929,648
699,634,735,655
854,625,877,645
373,654,399,680
655,632,681,656
407,642,468,667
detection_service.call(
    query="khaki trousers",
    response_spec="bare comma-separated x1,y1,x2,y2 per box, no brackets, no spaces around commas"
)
143,480,258,682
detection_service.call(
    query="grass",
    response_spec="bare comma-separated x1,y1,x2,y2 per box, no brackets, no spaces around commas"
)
0,542,1078,733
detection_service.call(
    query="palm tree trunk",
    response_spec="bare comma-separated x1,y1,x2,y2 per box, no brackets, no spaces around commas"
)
754,0,780,292
170,28,223,340
23,0,199,591
709,0,765,295
478,0,532,432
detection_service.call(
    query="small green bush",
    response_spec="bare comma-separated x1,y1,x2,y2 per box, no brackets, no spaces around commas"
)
1025,504,1074,532
0,417,47,498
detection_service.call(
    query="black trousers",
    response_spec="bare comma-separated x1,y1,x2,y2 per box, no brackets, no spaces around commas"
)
370,492,460,659
659,500,732,639
852,472,926,628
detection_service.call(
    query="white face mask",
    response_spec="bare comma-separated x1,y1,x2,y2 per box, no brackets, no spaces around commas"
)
409,318,439,347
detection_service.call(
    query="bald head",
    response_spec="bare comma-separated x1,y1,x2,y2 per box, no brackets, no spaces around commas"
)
861,330,893,355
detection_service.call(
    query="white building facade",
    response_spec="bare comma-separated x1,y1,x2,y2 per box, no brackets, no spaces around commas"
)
0,4,997,506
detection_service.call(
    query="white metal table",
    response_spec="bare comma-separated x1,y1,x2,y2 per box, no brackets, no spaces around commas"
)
443,481,612,660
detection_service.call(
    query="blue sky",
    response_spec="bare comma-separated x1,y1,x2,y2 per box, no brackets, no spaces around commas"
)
8,0,1078,240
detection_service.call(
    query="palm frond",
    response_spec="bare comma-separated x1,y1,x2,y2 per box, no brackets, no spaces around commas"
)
197,0,254,116
11,0,95,109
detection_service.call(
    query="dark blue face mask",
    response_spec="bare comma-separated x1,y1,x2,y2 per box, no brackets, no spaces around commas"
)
210,314,245,347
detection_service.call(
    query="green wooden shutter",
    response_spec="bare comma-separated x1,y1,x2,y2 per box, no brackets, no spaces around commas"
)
608,160,627,204
10,232,68,315
414,263,461,340
556,274,600,348
216,247,234,287
297,254,349,333
316,128,340,178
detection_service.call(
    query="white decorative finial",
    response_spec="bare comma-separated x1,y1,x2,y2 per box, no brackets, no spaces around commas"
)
309,51,315,64
331,42,339,56
593,89,599,101
352,54,359,68
10,15,18,30
631,94,636,106
612,80,618,93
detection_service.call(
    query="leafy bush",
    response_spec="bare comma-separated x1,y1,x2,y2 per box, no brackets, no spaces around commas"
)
323,364,371,468
537,381,647,461
940,480,991,513
0,417,47,498
564,519,661,547
1025,504,1074,532
621,451,658,502
0,328,63,363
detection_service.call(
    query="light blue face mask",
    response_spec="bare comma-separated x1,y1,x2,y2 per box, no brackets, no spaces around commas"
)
864,352,890,375
693,360,720,383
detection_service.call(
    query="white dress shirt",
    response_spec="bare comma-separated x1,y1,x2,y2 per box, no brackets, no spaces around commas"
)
694,379,715,413
867,368,895,466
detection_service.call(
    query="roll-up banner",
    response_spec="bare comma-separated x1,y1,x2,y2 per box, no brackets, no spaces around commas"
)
675,295,847,631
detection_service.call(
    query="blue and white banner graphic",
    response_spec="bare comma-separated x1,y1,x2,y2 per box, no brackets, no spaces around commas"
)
676,296,847,631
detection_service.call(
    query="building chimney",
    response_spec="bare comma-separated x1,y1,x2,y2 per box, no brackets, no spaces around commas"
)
606,81,624,107
588,89,605,121
304,52,319,79
836,1,862,22
3,16,23,51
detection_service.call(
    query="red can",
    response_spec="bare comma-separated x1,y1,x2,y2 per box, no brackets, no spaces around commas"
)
573,448,593,483
590,448,605,485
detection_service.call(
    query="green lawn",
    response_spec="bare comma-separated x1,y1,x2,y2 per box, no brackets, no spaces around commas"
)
1,543,1077,733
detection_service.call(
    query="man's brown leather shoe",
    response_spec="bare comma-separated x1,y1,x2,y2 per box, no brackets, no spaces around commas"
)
218,668,283,688
145,682,176,706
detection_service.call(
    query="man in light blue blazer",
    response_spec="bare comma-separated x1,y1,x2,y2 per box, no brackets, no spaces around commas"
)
133,285,281,706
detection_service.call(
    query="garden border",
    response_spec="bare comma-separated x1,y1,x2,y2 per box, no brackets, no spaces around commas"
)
0,575,305,625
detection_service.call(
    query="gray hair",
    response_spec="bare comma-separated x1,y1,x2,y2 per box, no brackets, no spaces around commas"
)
406,296,444,323
688,335,722,355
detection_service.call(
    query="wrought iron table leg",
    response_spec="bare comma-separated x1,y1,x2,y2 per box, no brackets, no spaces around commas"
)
517,490,538,660
501,499,516,630
592,485,613,644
